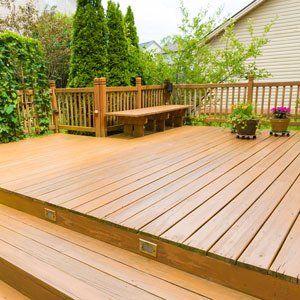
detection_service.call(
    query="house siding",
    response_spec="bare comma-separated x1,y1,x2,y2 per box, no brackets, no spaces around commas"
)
209,0,300,81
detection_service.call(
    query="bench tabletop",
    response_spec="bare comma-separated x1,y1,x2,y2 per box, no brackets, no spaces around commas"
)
106,105,191,117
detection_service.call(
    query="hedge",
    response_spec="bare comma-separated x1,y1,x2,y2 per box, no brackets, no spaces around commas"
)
0,31,51,143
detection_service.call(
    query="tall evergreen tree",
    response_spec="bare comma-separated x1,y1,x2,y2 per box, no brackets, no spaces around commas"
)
68,0,107,87
124,5,140,83
124,6,139,48
106,1,130,86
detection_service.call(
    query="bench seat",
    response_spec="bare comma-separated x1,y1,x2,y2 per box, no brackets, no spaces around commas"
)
106,105,190,137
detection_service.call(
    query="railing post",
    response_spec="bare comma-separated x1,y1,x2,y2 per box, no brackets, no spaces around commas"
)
247,75,254,104
50,80,59,133
94,77,107,137
136,77,142,108
164,79,172,105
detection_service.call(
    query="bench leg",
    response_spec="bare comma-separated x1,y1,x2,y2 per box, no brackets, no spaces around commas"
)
166,117,174,127
174,116,184,127
156,120,166,132
124,124,133,136
133,124,145,137
145,119,155,131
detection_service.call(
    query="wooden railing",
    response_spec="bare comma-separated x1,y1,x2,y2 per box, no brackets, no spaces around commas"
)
171,77,300,125
54,86,95,133
50,77,166,137
17,77,300,138
17,90,37,135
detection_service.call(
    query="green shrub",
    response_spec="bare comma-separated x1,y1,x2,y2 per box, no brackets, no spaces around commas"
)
0,31,51,143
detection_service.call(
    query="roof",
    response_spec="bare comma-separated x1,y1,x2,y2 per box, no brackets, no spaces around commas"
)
206,0,267,41
139,40,163,51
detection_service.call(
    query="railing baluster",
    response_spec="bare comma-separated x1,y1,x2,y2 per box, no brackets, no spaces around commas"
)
266,87,271,118
295,85,300,121
231,87,235,111
275,86,279,108
215,87,218,115
281,85,285,106
225,87,229,115
254,86,259,114
261,86,265,115
220,87,224,117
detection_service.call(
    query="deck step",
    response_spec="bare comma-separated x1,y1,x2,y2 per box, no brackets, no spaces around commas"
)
0,204,256,300
0,281,29,300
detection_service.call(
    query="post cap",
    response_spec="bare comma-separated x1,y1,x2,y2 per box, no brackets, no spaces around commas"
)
49,80,56,87
94,77,106,85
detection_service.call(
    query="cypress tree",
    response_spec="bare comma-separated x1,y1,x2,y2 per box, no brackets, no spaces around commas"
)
124,6,139,49
124,5,140,83
68,0,107,87
106,1,130,86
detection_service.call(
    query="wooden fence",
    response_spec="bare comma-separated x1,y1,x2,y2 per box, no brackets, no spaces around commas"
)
171,77,300,125
17,77,300,137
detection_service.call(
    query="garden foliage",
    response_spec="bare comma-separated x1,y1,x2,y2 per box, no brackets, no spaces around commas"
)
0,31,50,143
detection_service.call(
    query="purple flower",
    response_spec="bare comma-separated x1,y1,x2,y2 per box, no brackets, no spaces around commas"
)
271,106,291,119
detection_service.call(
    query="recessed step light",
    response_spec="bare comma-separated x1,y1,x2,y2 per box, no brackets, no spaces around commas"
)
139,239,157,257
44,208,56,222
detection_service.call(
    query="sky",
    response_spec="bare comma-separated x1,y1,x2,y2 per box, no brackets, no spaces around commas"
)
102,0,254,43
7,0,254,43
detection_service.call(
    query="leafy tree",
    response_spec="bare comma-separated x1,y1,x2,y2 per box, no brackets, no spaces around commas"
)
141,3,275,84
1,1,73,87
0,0,38,36
32,8,72,87
68,0,107,87
106,1,130,86
138,50,172,85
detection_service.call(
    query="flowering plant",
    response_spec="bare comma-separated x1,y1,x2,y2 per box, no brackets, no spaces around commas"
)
230,103,258,125
271,107,290,119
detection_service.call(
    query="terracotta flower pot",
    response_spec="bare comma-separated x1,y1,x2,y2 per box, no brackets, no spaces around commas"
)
236,119,258,136
270,118,290,132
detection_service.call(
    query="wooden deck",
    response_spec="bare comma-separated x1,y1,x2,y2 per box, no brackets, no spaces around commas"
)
0,126,299,299
0,205,256,300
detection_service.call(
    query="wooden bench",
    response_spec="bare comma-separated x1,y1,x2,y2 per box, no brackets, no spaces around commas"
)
106,105,190,137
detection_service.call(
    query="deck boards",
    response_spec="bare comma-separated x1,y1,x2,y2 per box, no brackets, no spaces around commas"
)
0,281,29,300
0,205,256,300
0,126,299,288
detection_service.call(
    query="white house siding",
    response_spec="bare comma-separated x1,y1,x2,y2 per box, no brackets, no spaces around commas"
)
209,0,300,82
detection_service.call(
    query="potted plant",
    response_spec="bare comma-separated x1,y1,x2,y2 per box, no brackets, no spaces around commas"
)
229,103,259,139
270,106,290,135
